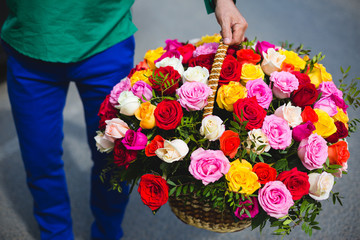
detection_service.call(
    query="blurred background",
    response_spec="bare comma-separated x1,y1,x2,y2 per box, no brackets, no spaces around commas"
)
0,0,359,239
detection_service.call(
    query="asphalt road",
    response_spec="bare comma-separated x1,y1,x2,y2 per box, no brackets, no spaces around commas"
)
0,0,359,239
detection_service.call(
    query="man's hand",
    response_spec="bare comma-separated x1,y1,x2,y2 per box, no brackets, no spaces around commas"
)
214,0,248,45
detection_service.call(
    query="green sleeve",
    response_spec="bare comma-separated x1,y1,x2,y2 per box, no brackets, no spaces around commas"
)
204,0,237,14
204,0,216,14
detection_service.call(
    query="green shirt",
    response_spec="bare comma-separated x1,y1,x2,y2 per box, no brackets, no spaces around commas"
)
1,0,137,63
1,0,216,63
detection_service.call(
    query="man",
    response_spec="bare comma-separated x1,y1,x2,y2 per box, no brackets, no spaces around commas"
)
1,0,247,239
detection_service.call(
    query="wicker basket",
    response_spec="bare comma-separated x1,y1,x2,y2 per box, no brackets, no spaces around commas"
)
168,195,251,233
168,40,251,233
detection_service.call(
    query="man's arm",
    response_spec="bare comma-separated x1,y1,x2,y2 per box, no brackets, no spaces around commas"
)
204,0,248,45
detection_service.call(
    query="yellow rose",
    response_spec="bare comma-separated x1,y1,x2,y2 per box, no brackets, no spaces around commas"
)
313,109,337,138
240,63,265,86
144,47,166,70
130,69,153,86
307,63,333,88
225,159,261,195
278,49,306,71
134,102,156,129
216,81,247,112
195,33,222,47
333,107,349,124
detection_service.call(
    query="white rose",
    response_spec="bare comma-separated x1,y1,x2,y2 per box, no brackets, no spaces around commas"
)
245,128,271,154
115,91,140,116
104,118,130,142
155,56,184,76
94,131,114,153
182,66,209,84
274,102,302,128
261,48,286,75
332,161,348,178
155,139,189,163
308,172,335,200
200,115,225,141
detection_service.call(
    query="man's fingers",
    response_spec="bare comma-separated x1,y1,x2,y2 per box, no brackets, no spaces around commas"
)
221,23,232,45
231,21,248,45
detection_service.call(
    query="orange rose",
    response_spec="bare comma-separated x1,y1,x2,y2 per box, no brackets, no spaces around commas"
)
219,130,241,159
301,106,319,123
135,102,156,129
328,141,350,166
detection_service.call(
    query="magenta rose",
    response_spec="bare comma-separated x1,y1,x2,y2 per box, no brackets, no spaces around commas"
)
292,121,316,142
164,39,183,51
109,77,131,106
121,128,148,151
131,81,153,102
270,71,299,99
262,115,292,150
331,94,348,112
298,133,328,170
154,49,181,64
188,148,230,185
246,78,273,109
255,41,276,57
234,197,259,220
176,82,212,111
258,181,294,219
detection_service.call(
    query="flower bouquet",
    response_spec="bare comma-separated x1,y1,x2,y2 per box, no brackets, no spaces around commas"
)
95,33,359,236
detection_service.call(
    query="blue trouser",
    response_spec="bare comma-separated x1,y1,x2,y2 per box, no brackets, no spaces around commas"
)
4,36,134,240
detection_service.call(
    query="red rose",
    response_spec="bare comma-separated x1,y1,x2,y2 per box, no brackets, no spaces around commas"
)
236,49,261,66
154,100,183,130
226,45,240,57
149,66,181,96
301,106,319,123
219,130,240,159
113,140,137,168
177,43,196,64
276,167,310,200
233,97,267,130
98,95,118,130
219,55,242,85
138,174,169,211
292,71,311,85
291,82,319,108
188,53,215,71
252,163,277,185
325,121,349,143
145,135,165,157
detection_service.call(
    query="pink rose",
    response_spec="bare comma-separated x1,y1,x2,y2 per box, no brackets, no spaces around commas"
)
246,78,273,109
314,97,338,117
104,118,130,142
262,115,292,150
164,39,183,51
292,121,316,142
176,82,212,111
121,128,148,151
109,77,131,106
193,42,219,57
188,148,230,185
270,71,299,99
258,181,294,219
255,41,276,57
131,81,153,102
318,81,343,98
298,133,328,170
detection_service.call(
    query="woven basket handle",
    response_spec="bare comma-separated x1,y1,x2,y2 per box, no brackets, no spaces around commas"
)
202,40,229,118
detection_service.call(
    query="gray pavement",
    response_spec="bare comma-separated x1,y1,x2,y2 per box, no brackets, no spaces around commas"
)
0,0,359,239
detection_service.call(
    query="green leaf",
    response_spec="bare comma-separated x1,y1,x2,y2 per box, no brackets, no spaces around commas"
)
169,187,176,196
283,219,292,225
